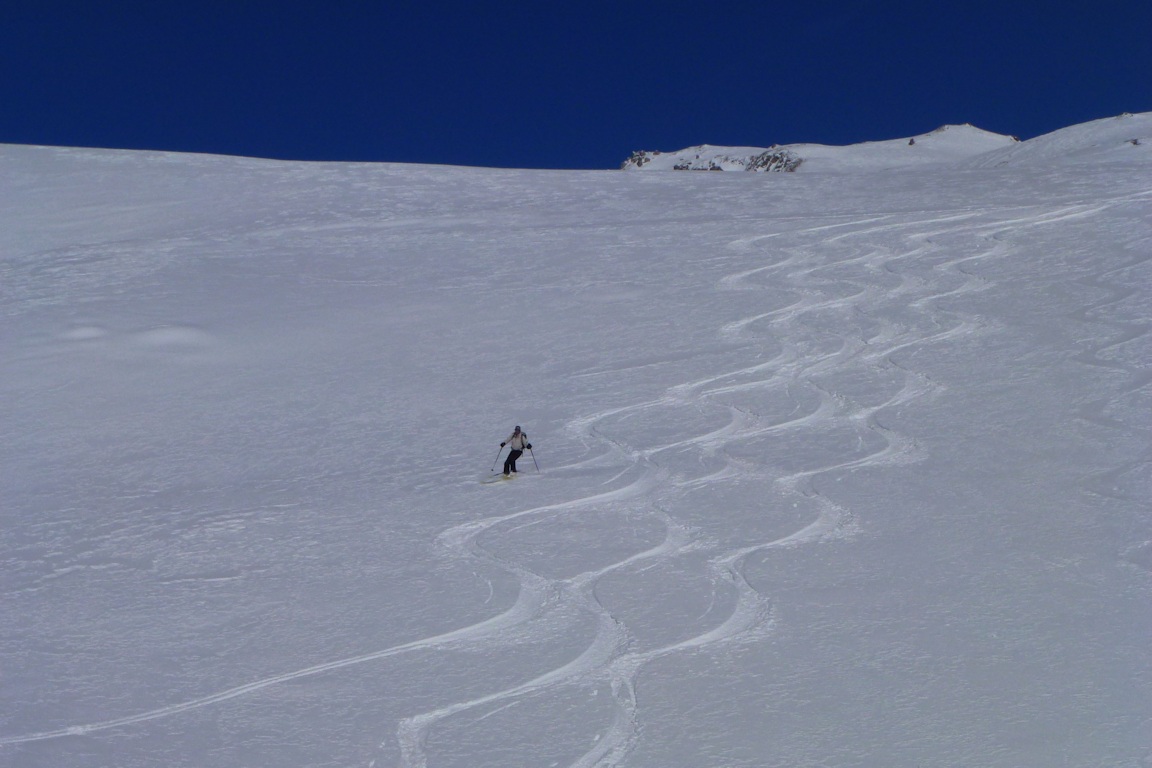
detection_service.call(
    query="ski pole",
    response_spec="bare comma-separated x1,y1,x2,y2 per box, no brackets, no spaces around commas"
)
491,446,505,472
529,447,540,472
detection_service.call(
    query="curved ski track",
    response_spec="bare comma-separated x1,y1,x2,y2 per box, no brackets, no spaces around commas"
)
6,194,1148,768
389,199,1144,768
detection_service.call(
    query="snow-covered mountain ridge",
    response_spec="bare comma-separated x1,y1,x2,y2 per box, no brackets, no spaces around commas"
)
622,112,1152,172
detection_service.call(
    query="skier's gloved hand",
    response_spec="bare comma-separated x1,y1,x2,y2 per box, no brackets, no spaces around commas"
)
500,442,505,447
526,444,532,450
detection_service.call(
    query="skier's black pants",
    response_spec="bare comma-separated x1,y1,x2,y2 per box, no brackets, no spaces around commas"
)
503,449,523,475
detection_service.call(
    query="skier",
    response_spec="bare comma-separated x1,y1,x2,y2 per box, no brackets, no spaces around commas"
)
500,426,531,476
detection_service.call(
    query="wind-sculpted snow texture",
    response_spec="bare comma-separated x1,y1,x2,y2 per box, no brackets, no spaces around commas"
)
2,115,1151,767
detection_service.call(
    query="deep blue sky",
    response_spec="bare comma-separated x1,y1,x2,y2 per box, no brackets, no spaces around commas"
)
2,1,1149,169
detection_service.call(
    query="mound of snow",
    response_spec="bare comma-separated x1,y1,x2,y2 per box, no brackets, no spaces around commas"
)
961,112,1152,168
622,124,1019,173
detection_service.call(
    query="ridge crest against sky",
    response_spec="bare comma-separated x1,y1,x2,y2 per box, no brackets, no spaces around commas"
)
1,2,1149,168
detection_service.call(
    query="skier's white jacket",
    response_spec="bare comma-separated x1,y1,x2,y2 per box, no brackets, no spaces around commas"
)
504,431,528,451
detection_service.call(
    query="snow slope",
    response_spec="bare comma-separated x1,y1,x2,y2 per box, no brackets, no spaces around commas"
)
962,112,1152,168
2,115,1151,768
622,123,1020,172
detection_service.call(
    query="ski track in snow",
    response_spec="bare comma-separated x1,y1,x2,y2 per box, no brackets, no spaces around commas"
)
6,189,1149,767
386,196,1150,768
